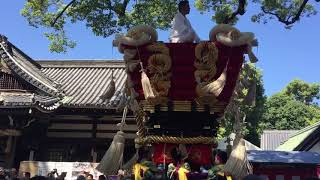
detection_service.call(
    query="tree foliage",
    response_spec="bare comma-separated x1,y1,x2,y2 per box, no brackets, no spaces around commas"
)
219,63,266,146
21,0,319,52
284,79,320,105
260,79,320,130
21,0,178,52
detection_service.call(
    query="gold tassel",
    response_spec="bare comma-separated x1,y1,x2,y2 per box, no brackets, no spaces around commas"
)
140,62,155,100
224,139,253,179
100,70,116,101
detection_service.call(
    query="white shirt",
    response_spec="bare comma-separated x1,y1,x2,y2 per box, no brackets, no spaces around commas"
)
169,12,200,43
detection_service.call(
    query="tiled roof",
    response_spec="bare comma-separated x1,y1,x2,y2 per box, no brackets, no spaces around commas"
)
260,130,297,150
0,36,63,97
276,121,320,151
0,35,65,112
0,92,61,112
248,150,320,164
39,60,127,109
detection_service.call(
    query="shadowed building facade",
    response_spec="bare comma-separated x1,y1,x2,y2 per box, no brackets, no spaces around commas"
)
0,35,136,168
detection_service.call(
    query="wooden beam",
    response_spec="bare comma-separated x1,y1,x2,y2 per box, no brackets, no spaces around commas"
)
48,123,93,130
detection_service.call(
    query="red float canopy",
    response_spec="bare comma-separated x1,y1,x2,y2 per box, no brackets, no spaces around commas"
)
124,42,247,115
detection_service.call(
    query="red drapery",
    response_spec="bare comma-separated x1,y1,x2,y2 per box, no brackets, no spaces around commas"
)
152,143,212,166
126,42,246,104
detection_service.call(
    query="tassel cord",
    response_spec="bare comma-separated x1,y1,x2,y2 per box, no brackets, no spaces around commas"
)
119,105,128,132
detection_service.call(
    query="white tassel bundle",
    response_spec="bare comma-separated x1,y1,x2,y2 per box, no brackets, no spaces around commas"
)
96,131,125,175
224,139,253,179
140,62,155,100
96,107,128,175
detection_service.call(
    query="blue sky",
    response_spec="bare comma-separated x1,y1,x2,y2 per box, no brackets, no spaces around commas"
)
0,1,319,97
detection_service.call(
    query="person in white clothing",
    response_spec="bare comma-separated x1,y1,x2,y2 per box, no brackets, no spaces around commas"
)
170,0,200,43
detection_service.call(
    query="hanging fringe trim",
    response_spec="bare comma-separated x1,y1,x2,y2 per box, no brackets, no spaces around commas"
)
96,106,128,175
140,62,155,100
100,70,116,101
96,131,125,175
223,139,253,179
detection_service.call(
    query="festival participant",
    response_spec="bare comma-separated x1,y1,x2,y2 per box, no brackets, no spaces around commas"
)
98,175,106,180
87,174,94,180
10,168,20,180
21,172,31,180
76,175,87,180
169,0,200,43
0,167,6,180
133,147,158,180
207,150,230,180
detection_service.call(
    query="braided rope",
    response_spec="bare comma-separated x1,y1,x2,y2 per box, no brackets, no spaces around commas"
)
134,107,147,137
147,54,172,75
146,43,170,55
195,42,223,99
146,43,172,98
135,135,216,145
194,42,218,70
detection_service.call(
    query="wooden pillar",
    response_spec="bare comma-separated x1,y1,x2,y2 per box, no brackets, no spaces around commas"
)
4,136,17,168
91,117,98,162
4,116,18,168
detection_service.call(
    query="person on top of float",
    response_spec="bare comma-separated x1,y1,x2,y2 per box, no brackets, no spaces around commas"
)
169,0,200,43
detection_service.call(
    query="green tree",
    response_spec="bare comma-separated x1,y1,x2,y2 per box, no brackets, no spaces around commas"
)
284,79,320,105
260,80,320,130
21,0,319,52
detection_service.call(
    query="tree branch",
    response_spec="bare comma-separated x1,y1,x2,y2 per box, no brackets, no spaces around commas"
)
51,0,76,27
261,0,309,26
114,0,130,17
223,0,246,24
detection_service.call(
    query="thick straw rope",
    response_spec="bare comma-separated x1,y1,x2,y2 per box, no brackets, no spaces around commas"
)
134,107,147,137
146,43,170,55
147,54,172,75
135,135,215,145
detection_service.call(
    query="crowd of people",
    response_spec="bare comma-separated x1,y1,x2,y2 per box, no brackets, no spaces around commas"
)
0,167,109,180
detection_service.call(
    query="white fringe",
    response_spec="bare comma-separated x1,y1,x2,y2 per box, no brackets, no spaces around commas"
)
224,139,253,179
96,131,125,175
141,71,155,100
